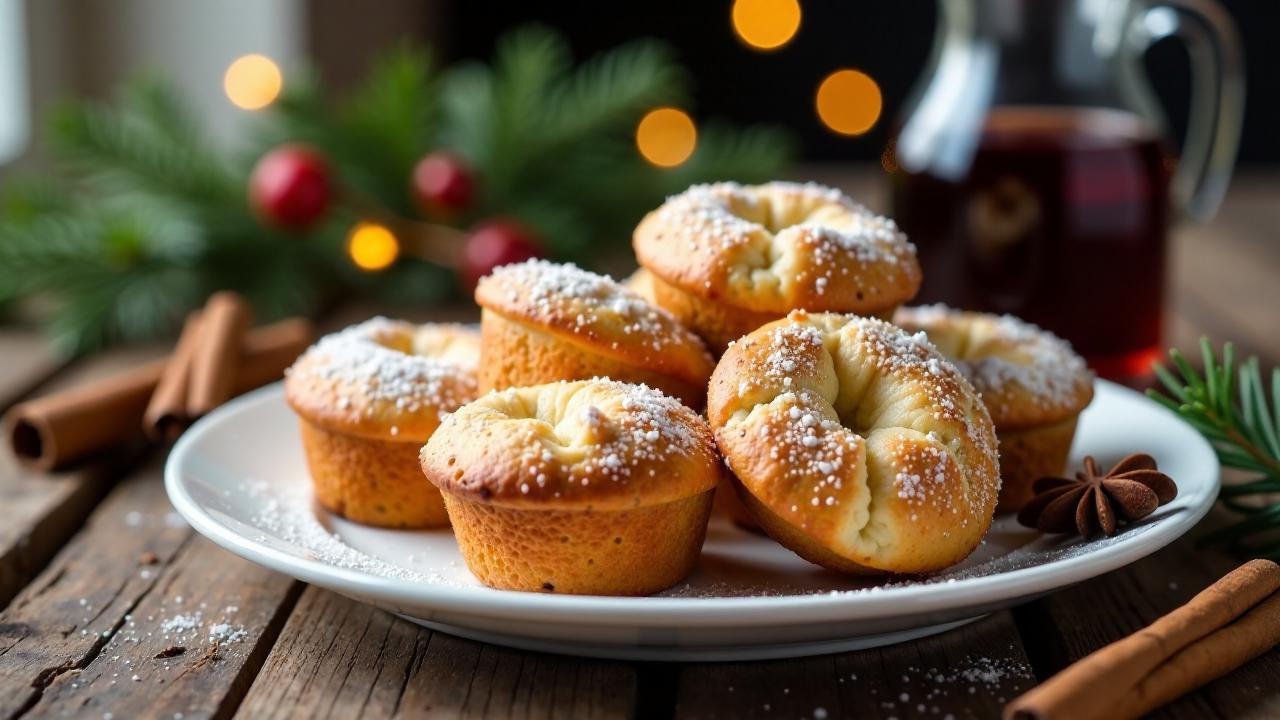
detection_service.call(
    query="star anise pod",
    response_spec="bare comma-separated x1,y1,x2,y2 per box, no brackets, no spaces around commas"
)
1017,454,1178,538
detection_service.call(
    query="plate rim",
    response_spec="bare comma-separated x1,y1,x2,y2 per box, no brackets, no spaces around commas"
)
165,379,1219,627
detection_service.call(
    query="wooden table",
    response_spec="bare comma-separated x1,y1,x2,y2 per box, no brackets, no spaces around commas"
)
2,170,1278,720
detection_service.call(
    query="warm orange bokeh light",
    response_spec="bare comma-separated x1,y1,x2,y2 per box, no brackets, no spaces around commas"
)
347,222,400,272
815,69,883,136
636,108,697,168
224,54,283,110
731,0,802,51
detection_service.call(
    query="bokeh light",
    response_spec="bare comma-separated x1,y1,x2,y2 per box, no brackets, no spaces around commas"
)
636,108,697,168
224,54,283,110
815,69,883,136
731,0,802,51
347,222,399,272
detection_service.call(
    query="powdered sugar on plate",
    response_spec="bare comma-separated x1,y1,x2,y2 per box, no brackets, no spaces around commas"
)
237,472,1139,600
242,479,454,585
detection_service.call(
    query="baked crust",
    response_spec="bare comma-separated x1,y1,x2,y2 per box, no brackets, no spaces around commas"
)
477,311,707,408
298,420,449,527
707,311,1000,574
992,415,1080,512
628,268,780,354
892,305,1094,431
475,260,714,388
421,379,720,511
441,491,712,595
284,318,479,442
633,182,921,316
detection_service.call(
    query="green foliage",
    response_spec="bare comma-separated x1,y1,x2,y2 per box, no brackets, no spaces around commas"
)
1149,339,1280,559
51,80,241,209
257,47,439,215
0,26,795,355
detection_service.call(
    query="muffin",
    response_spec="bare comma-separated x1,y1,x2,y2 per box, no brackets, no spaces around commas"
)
707,311,1000,574
475,259,715,408
420,379,720,595
284,318,479,528
893,305,1094,512
632,182,922,353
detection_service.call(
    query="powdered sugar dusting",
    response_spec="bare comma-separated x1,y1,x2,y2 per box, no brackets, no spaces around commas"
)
896,304,1091,418
471,378,710,497
648,182,918,300
483,259,698,355
286,317,477,425
245,480,448,584
722,313,996,518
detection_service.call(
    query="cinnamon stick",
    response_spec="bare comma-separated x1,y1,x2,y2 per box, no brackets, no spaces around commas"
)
1005,559,1280,720
1114,590,1280,718
185,291,252,417
143,312,204,441
4,317,313,471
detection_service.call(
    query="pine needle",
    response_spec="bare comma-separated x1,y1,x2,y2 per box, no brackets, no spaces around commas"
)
1149,340,1280,555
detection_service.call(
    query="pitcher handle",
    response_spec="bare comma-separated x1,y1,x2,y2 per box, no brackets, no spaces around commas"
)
1132,0,1244,221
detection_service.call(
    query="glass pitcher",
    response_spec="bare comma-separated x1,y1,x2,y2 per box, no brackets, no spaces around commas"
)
889,0,1244,380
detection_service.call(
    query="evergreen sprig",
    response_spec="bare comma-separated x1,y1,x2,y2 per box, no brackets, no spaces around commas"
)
1149,339,1280,558
0,26,795,355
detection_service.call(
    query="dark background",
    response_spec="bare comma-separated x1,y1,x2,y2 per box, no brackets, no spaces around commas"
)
432,0,1279,165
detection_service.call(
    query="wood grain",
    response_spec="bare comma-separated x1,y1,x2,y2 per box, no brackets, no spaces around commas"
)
235,588,423,719
237,586,638,720
0,458,300,720
1012,516,1280,720
0,346,166,608
674,613,1035,720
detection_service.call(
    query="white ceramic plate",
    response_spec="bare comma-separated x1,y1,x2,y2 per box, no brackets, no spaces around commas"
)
166,380,1218,661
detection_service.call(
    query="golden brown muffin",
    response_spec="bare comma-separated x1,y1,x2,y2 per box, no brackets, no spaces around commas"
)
284,318,479,528
475,259,715,408
707,311,1000,574
420,379,720,595
893,305,1095,512
632,182,922,353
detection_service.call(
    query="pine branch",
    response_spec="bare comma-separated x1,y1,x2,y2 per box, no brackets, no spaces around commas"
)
50,80,240,210
332,47,439,213
537,38,687,152
0,26,797,351
453,27,689,202
1149,339,1280,558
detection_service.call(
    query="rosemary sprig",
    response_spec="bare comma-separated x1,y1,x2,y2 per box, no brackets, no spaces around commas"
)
1148,339,1280,558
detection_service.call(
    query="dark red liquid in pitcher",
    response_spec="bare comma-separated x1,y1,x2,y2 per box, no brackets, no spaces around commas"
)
891,107,1173,380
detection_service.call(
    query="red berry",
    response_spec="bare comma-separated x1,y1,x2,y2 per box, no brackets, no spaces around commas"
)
413,152,475,217
249,144,332,229
461,219,541,288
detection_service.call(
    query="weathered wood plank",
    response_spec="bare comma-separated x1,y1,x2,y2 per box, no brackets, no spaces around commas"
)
233,588,422,719
33,541,301,720
0,458,300,720
237,586,639,720
1011,513,1280,720
0,347,165,608
0,450,139,610
673,612,1035,720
